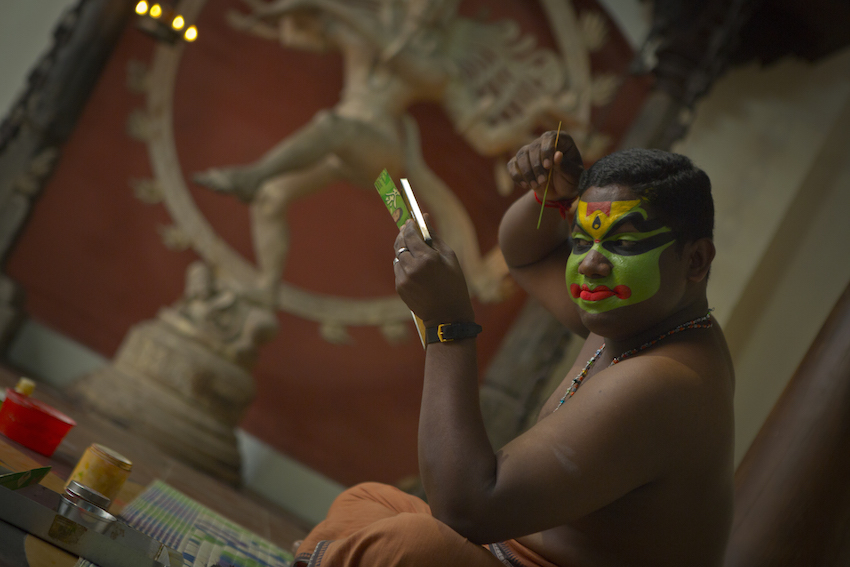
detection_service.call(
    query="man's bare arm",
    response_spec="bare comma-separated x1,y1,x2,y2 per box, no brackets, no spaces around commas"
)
499,132,587,336
392,221,496,539
422,346,700,542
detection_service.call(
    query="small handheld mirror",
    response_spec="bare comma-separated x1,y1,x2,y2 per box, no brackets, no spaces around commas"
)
400,178,432,245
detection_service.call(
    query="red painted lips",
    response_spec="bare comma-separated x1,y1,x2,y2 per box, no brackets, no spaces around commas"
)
570,284,632,301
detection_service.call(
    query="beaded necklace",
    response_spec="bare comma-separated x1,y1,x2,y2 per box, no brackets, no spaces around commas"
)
553,311,713,411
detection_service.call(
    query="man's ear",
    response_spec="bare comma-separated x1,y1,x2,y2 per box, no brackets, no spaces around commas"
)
686,238,715,282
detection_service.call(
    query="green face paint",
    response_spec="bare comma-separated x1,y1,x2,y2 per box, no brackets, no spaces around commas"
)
566,199,675,313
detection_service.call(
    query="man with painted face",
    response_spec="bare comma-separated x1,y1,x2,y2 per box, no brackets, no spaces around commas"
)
499,132,733,565
294,132,734,567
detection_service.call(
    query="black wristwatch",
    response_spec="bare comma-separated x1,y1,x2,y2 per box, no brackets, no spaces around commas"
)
425,322,483,344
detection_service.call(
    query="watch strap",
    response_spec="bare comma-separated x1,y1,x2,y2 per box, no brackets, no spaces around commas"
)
425,322,483,344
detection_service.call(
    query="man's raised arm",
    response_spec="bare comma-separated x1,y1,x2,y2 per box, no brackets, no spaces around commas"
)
499,132,587,335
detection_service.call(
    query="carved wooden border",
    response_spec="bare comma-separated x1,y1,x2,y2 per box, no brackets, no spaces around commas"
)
0,0,134,349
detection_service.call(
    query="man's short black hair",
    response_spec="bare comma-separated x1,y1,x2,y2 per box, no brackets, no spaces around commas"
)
576,148,714,244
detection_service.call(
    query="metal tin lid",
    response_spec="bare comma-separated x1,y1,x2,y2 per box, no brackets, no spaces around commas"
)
91,443,133,471
65,480,112,510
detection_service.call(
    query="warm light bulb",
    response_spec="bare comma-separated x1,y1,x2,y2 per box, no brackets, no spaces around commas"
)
172,15,185,30
149,4,162,18
135,1,148,15
184,26,198,42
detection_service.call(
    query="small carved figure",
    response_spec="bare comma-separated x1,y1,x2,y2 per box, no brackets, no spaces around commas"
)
164,261,278,365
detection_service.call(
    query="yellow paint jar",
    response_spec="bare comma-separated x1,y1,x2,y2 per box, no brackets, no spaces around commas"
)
65,443,132,503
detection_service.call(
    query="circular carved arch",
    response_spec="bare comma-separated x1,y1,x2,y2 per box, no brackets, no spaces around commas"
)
143,0,592,333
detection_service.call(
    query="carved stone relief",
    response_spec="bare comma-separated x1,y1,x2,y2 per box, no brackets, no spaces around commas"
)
131,0,615,347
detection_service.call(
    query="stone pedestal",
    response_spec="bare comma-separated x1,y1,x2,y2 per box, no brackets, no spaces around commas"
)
70,317,259,485
71,260,278,485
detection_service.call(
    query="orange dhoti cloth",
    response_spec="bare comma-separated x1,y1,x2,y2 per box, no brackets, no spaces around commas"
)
293,482,559,567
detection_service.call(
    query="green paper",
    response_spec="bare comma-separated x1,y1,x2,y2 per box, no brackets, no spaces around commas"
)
374,169,412,229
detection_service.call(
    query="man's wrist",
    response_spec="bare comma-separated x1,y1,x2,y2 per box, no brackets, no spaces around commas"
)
425,322,482,344
533,191,577,220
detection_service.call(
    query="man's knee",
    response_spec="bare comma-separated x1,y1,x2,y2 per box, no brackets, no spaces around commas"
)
326,482,396,514
339,481,392,501
359,513,466,562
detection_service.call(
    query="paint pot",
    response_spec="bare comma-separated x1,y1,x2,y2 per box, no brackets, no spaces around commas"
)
58,480,116,533
65,443,132,503
0,388,76,457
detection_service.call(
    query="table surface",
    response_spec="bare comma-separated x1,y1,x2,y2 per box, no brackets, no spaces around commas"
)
0,365,309,566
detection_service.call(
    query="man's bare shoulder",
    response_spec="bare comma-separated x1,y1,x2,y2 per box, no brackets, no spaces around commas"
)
600,329,730,401
580,324,732,392
580,329,734,466
553,329,733,457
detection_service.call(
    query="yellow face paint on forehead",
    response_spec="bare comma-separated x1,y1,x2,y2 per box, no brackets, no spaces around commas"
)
575,199,642,240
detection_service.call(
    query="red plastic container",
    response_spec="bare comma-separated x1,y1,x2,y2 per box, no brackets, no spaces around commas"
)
0,388,76,456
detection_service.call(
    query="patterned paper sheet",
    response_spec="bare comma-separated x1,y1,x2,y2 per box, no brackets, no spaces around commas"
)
75,480,293,567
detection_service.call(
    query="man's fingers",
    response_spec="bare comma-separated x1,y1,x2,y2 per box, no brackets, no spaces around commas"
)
508,147,536,187
509,130,583,191
556,135,584,179
399,219,432,255
521,145,547,187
